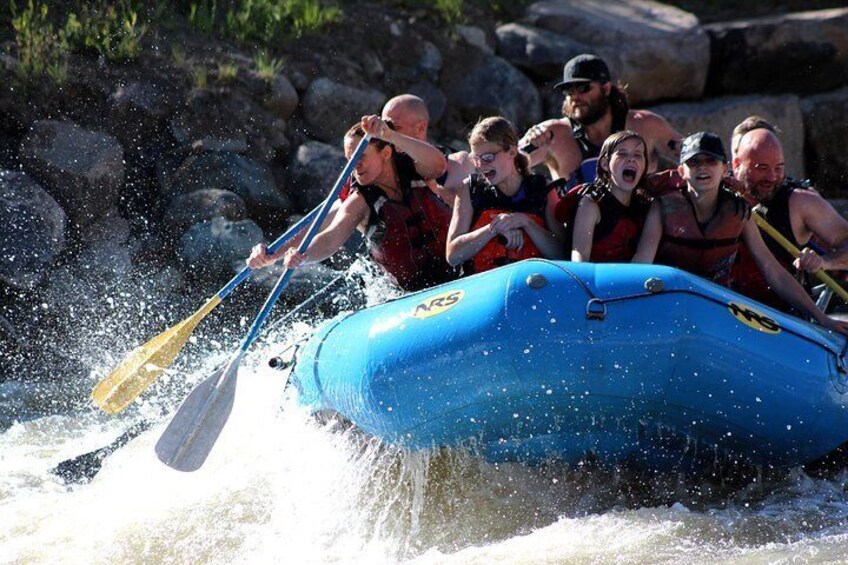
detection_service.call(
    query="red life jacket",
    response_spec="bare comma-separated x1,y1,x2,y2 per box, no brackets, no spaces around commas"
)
471,209,545,273
467,173,551,274
556,182,651,263
646,169,685,198
656,186,750,286
358,182,456,291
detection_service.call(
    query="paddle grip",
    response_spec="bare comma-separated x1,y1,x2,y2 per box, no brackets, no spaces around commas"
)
217,205,324,300
239,135,372,352
752,211,848,303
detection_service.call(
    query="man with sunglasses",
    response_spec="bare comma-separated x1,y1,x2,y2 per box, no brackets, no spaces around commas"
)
521,54,681,187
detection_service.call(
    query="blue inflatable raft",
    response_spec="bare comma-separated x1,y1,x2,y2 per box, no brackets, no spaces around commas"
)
289,259,848,468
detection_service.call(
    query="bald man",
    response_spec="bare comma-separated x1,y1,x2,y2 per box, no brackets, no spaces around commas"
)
730,127,848,306
381,94,476,205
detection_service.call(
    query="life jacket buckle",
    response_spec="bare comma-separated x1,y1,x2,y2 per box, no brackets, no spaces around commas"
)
586,298,606,321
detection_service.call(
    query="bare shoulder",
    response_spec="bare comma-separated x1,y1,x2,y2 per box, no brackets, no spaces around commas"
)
789,186,833,209
627,109,675,132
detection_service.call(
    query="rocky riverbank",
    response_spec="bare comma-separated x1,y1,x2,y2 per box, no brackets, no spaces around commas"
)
1,0,847,388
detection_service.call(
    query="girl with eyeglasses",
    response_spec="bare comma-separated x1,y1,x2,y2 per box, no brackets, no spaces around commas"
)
446,116,565,273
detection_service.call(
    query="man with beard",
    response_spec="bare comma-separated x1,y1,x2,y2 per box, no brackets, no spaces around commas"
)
521,54,681,186
731,126,848,305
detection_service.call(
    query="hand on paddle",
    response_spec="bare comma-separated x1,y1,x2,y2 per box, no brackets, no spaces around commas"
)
361,114,391,141
282,247,309,270
794,246,826,273
247,243,281,269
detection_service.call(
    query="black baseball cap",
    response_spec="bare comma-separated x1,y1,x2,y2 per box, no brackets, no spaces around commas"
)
554,54,611,90
679,132,727,165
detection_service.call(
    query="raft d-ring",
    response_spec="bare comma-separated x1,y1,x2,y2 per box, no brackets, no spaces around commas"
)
838,340,848,375
526,273,548,289
644,277,665,293
586,298,606,320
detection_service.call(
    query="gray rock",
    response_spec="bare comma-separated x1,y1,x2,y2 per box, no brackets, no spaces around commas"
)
706,8,848,96
496,22,589,81
79,207,131,246
360,50,385,83
264,73,299,121
286,141,347,211
526,0,709,104
447,56,541,131
163,152,291,219
109,81,176,149
19,120,124,227
302,78,387,142
801,86,848,192
408,81,448,125
650,94,805,176
419,41,443,82
0,170,66,290
164,188,247,236
172,89,290,162
71,239,133,286
178,217,264,277
457,25,493,55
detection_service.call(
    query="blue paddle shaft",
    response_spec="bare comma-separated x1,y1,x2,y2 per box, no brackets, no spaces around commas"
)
216,205,324,300
239,134,372,352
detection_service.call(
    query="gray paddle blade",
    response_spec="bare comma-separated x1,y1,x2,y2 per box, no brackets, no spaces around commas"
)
155,364,238,472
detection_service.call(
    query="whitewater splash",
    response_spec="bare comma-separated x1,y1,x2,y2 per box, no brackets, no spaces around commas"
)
3,262,848,564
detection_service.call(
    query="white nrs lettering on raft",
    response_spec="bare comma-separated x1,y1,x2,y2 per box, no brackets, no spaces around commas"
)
412,290,465,319
727,301,781,334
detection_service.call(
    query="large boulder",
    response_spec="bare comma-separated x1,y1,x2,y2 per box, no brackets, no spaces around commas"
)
171,88,290,162
161,151,292,220
525,0,709,104
163,189,248,236
19,120,124,227
302,78,387,142
801,86,848,193
286,141,347,211
0,170,66,290
263,73,299,121
177,217,264,277
496,22,590,81
650,94,805,176
706,8,848,96
109,81,177,150
445,56,541,132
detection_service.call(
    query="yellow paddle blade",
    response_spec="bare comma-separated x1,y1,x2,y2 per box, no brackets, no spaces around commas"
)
91,295,222,415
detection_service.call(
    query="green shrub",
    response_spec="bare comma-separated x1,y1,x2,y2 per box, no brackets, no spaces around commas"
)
185,0,342,46
216,61,238,82
10,0,71,83
434,0,464,25
253,49,283,81
64,0,147,62
188,0,217,35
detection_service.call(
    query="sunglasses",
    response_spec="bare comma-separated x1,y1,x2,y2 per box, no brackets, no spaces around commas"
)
470,149,505,165
561,82,593,96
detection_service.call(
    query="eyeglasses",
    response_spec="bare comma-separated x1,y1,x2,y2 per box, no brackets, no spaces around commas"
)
383,119,396,131
470,149,505,165
561,82,593,96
